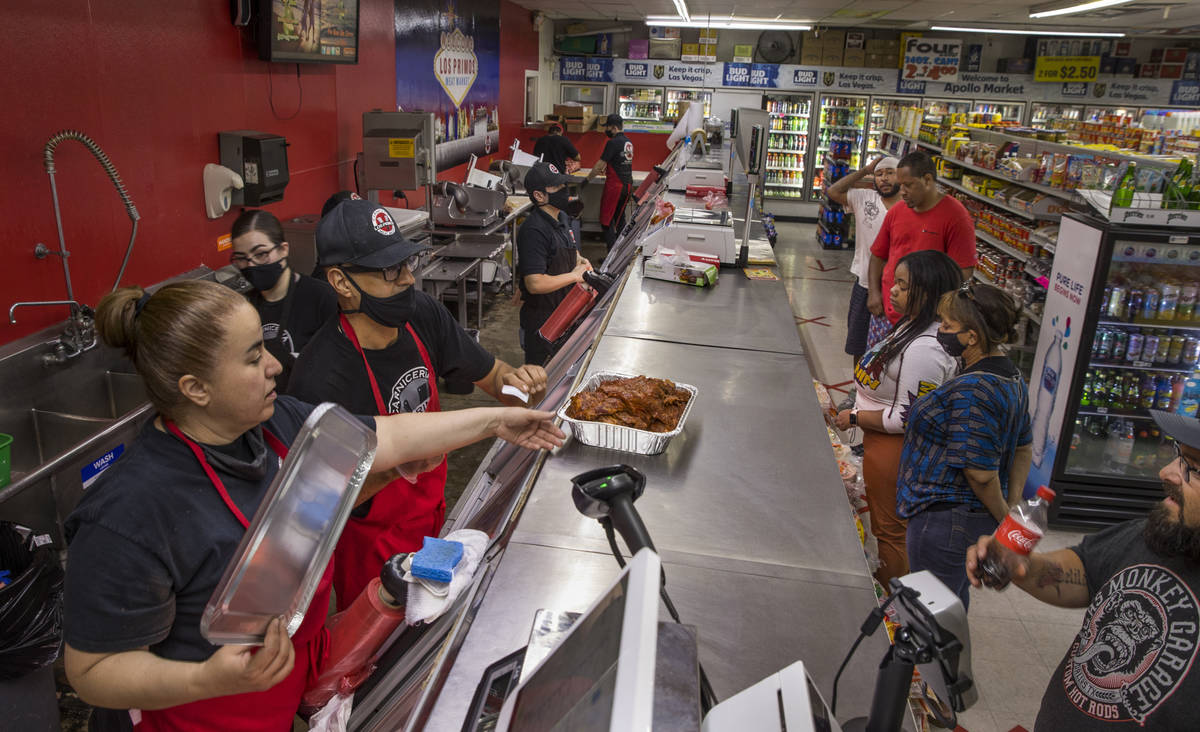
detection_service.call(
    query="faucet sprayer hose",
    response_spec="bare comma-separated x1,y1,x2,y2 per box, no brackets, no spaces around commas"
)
43,130,140,222
43,129,141,291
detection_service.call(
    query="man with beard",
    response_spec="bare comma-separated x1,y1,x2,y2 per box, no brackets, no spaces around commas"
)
827,156,901,369
965,409,1200,730
868,151,975,328
289,199,547,609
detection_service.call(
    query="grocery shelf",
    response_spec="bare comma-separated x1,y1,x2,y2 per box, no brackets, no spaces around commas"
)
1090,361,1198,374
820,125,865,131
1097,319,1200,333
976,230,1031,262
769,112,810,118
764,182,807,189
1077,409,1155,421
765,166,804,171
975,127,1177,169
940,178,1048,222
770,129,808,135
940,157,1077,201
767,147,806,154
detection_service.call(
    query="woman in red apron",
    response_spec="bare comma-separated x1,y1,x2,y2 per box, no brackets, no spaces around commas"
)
62,281,562,730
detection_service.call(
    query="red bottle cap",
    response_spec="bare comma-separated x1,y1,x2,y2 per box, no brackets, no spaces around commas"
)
1036,485,1056,501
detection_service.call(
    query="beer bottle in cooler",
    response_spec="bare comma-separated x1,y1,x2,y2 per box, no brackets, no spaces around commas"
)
977,486,1057,590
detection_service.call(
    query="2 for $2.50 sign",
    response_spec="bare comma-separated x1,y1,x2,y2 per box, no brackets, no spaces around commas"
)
903,37,962,82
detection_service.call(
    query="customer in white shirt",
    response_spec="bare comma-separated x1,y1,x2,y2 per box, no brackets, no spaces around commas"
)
835,249,961,587
826,156,901,372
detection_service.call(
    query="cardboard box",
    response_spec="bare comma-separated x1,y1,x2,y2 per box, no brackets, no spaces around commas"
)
1152,47,1189,64
865,39,888,53
801,50,823,65
821,29,846,46
1100,54,1116,74
1115,57,1138,75
628,39,649,59
642,255,718,287
1159,63,1185,80
821,49,844,66
1138,63,1160,79
844,49,866,67
1185,52,1200,79
554,104,593,119
802,31,820,45
846,32,865,50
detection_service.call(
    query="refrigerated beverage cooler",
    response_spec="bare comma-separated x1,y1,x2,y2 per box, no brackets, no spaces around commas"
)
560,83,609,112
867,97,907,154
617,86,664,123
973,101,1025,124
1024,213,1200,528
762,93,813,201
665,88,711,122
923,98,971,121
1030,102,1083,128
810,93,867,201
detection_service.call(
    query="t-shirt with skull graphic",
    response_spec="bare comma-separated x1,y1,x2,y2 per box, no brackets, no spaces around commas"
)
249,273,337,394
1034,519,1200,730
288,289,495,419
600,132,634,184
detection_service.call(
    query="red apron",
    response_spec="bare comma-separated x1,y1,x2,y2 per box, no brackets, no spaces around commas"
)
134,423,334,731
331,314,447,611
599,172,630,227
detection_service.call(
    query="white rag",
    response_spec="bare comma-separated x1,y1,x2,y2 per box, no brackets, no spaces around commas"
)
309,693,353,732
404,529,488,625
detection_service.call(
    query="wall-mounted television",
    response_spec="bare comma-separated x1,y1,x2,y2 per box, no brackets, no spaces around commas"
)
259,0,360,64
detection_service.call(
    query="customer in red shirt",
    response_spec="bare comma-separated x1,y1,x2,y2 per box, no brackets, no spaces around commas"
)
868,151,976,324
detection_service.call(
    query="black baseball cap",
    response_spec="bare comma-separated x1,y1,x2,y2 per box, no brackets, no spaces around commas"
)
524,161,575,195
604,113,623,129
316,199,429,268
321,190,361,218
1152,410,1200,450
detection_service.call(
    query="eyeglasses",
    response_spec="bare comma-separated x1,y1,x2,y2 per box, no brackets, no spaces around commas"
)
1174,441,1199,485
230,244,281,267
340,254,421,282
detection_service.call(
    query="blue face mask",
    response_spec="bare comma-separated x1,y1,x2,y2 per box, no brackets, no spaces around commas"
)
937,329,968,357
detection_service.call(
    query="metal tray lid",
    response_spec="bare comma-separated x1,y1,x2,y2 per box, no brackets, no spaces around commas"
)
200,402,377,645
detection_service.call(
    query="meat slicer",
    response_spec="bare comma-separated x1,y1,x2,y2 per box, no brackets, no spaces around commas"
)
430,181,508,228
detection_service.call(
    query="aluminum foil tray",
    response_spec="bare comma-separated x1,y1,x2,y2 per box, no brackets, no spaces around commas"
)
556,371,697,455
201,402,377,645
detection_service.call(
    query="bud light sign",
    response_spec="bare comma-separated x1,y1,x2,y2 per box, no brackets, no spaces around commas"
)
623,62,649,79
896,78,926,95
1171,80,1200,107
723,62,779,88
559,56,613,82
1061,82,1089,97
792,69,818,87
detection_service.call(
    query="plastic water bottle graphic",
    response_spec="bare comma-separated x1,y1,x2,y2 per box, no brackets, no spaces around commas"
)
1031,317,1071,468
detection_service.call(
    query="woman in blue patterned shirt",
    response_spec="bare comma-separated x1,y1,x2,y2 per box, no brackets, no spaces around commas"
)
896,281,1033,610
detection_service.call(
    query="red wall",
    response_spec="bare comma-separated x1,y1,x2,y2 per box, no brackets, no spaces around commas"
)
0,0,539,346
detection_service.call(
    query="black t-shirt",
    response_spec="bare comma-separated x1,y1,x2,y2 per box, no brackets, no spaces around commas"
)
249,273,338,394
516,207,580,331
531,134,579,175
288,290,495,417
601,132,634,184
1035,519,1200,730
62,397,375,661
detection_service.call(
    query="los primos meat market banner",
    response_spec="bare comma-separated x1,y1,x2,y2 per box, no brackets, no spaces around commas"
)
395,0,500,170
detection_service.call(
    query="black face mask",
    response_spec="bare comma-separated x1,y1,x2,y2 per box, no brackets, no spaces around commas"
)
937,329,968,357
242,259,287,292
342,271,415,326
547,188,571,210
605,129,616,138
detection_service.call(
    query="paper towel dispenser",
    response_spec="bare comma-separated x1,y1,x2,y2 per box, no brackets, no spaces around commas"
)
218,131,289,206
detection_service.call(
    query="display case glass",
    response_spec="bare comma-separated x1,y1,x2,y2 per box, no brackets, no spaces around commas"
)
923,98,971,122
561,83,608,110
762,93,812,200
1064,238,1200,485
1030,102,1083,128
617,86,664,122
973,101,1025,124
866,97,907,155
810,94,867,201
665,88,711,122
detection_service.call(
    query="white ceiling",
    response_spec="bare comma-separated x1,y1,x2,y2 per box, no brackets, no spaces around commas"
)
515,0,1200,35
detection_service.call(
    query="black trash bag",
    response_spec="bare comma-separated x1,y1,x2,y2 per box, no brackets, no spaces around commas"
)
0,522,64,681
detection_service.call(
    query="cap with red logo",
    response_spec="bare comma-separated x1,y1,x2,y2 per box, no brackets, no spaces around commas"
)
523,161,578,196
316,198,429,268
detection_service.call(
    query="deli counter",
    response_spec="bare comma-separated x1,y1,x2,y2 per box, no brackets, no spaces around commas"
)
345,143,898,731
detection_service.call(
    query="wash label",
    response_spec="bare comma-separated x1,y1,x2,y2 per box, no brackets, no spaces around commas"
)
81,444,124,489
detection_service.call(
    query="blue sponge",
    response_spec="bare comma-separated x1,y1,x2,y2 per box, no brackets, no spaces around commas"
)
410,537,464,583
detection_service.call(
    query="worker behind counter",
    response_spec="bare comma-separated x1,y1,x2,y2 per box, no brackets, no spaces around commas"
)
289,199,548,610
61,281,563,730
229,210,337,394
585,113,634,252
532,119,581,174
516,161,593,366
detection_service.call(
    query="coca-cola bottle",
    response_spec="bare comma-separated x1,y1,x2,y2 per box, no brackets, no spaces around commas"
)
978,485,1057,590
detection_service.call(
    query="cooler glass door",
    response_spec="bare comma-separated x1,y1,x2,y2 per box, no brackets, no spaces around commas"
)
561,83,608,110
811,93,868,202
762,93,812,201
617,86,664,122
973,101,1025,124
665,88,712,123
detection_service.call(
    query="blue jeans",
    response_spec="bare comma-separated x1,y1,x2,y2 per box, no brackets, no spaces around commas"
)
906,505,998,612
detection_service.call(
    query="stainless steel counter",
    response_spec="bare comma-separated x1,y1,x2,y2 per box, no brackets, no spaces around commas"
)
604,264,804,356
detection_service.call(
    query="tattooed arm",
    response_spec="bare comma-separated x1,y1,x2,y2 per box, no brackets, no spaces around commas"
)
966,537,1092,608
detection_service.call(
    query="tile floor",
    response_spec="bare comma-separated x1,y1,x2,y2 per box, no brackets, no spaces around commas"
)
771,219,1092,732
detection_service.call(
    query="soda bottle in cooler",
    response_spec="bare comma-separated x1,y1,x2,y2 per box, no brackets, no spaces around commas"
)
1142,287,1160,321
1142,334,1161,363
1112,330,1128,361
1160,284,1181,321
1096,328,1113,361
1156,374,1175,410
1140,373,1158,409
977,486,1057,590
1126,331,1144,362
